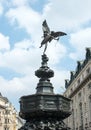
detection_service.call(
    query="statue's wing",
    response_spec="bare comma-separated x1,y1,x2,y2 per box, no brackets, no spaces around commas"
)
52,31,67,38
42,20,50,34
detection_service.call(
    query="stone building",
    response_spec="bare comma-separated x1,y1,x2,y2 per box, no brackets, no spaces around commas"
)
0,93,23,130
64,48,91,130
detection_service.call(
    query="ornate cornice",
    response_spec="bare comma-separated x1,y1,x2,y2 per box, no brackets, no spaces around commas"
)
69,73,91,98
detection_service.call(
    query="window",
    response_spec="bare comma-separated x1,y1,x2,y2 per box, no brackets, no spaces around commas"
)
5,118,9,124
76,122,78,130
5,110,10,115
77,79,80,85
89,96,91,122
4,127,9,130
88,82,91,88
72,109,75,129
71,88,73,93
88,83,91,95
82,74,84,79
85,118,87,123
5,119,7,124
78,92,81,98
65,94,67,97
79,103,83,129
83,88,85,94
86,67,90,74
89,122,91,127
76,109,77,119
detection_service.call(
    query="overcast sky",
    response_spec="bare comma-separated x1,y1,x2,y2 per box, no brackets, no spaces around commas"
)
0,0,91,110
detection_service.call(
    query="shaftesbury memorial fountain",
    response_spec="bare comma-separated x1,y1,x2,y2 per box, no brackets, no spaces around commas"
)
19,20,71,130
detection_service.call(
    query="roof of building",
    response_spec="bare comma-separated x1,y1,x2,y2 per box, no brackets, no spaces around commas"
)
65,47,91,89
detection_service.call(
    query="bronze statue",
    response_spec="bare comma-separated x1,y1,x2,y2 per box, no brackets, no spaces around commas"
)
40,20,67,54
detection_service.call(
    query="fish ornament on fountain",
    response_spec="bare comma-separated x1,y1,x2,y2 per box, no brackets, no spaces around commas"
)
19,20,71,130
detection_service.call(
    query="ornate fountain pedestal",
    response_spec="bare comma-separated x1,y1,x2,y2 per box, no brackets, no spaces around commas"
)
19,54,71,130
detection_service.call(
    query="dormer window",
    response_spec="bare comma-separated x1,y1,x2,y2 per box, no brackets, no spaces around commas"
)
71,88,73,93
77,79,80,85
86,67,90,74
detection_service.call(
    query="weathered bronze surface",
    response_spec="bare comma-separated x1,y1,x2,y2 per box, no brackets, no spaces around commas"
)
19,119,71,130
19,94,71,120
40,20,67,54
19,21,71,130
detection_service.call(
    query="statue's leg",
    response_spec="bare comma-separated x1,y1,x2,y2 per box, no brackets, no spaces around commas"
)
39,44,42,48
43,43,47,54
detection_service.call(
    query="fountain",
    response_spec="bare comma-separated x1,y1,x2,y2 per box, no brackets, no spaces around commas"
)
19,20,71,130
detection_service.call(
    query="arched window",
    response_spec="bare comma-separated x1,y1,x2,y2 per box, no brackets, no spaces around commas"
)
89,96,91,122
79,102,83,130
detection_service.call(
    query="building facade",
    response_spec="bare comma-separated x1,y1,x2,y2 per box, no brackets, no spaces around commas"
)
64,48,91,130
0,93,23,130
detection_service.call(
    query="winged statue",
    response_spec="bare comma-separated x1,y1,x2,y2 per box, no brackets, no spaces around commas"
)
40,20,67,54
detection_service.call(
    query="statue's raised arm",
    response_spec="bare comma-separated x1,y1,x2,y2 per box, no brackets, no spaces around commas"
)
40,20,67,54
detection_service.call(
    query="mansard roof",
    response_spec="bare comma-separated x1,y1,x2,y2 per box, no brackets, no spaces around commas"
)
65,47,91,89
